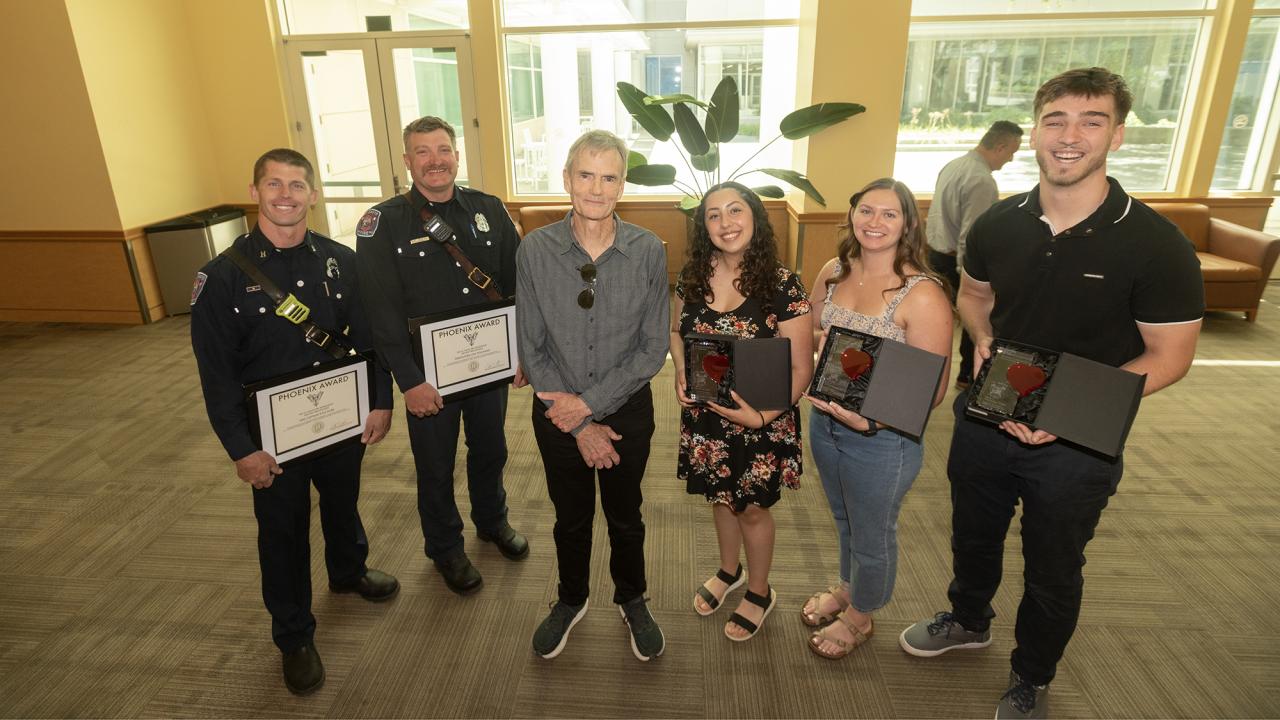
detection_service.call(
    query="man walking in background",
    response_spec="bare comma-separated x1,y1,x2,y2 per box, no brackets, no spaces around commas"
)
926,120,1023,388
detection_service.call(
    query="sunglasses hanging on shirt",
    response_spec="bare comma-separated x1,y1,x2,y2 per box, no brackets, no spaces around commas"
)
577,262,597,309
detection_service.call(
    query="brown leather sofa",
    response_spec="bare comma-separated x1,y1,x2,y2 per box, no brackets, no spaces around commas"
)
1147,203,1279,322
513,205,571,237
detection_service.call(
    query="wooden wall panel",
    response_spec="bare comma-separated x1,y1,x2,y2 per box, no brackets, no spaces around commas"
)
0,239,143,323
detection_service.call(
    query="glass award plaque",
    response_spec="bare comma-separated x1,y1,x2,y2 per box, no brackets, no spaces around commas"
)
966,339,1059,424
684,333,735,407
809,326,883,412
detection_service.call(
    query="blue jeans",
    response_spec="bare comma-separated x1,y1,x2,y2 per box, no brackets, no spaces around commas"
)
809,408,923,612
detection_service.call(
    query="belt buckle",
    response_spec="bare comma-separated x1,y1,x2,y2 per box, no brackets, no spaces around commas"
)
467,267,492,289
304,325,331,347
274,293,311,324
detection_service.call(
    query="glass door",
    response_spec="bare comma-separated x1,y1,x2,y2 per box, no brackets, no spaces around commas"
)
284,33,478,247
375,37,481,194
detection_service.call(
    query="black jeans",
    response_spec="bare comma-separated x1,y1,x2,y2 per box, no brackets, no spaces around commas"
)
928,249,974,383
532,385,654,607
252,442,369,653
946,392,1122,686
407,385,510,561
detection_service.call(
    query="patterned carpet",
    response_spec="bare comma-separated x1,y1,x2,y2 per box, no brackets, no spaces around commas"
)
0,288,1276,718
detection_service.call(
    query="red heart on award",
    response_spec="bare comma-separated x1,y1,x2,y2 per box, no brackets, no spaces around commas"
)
840,348,873,381
1007,363,1047,397
702,354,730,384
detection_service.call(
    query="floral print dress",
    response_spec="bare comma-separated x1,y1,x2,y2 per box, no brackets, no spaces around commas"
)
677,267,810,511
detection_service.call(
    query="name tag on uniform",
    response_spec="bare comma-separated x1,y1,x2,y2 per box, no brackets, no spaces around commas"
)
409,236,432,245
245,284,262,293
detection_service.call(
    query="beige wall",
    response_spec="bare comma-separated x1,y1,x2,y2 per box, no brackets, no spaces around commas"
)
0,1,120,231
65,0,222,229
182,0,292,204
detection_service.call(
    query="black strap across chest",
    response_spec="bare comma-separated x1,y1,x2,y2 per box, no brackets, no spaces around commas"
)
221,242,353,360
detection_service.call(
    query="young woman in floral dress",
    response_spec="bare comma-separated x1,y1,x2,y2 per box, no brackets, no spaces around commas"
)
673,182,813,641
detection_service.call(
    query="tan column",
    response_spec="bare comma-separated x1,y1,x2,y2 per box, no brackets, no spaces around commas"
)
469,0,515,200
792,0,911,214
791,0,911,280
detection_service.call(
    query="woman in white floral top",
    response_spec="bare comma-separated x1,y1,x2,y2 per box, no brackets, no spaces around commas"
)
672,182,813,642
802,178,953,660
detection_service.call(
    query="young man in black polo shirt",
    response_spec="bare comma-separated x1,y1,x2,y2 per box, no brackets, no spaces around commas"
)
899,68,1203,718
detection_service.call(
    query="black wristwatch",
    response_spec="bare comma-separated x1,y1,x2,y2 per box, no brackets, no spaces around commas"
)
860,421,879,437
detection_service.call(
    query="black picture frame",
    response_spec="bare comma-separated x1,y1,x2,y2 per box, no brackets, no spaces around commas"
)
244,354,374,466
409,298,517,403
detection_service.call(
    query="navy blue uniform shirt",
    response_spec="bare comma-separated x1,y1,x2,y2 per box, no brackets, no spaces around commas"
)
191,226,393,461
356,184,520,393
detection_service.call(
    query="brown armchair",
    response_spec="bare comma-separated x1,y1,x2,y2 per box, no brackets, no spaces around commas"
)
1146,203,1280,322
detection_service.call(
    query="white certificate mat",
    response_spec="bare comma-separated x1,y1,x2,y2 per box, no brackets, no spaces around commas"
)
250,357,372,463
414,300,518,398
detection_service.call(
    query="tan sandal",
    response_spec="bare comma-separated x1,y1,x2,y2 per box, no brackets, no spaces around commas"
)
800,585,849,627
807,608,874,660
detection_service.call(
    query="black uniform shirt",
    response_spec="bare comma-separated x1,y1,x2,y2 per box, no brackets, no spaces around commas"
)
964,177,1204,367
356,184,520,392
191,227,393,461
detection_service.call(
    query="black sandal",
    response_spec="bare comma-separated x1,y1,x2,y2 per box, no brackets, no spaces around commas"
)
725,586,776,641
694,564,745,617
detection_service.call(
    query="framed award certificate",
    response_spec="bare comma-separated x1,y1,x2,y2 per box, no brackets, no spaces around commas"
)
410,298,518,401
245,354,373,465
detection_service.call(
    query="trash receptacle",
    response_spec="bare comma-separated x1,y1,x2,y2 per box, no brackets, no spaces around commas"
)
146,206,247,316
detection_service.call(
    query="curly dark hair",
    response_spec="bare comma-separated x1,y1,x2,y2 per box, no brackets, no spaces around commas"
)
827,177,944,297
678,182,781,309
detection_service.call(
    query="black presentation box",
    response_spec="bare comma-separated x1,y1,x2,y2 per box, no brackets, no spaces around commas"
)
808,325,946,438
965,338,1145,457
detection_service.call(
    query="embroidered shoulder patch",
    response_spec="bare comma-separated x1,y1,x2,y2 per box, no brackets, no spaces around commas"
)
356,208,381,237
190,272,208,306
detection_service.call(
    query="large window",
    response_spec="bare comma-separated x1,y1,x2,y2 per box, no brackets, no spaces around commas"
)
900,6,1210,194
277,0,467,34
1212,16,1280,192
500,1,799,195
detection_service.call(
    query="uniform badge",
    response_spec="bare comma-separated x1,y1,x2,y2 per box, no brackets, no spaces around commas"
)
475,213,490,233
190,272,208,306
356,208,381,237
326,257,340,279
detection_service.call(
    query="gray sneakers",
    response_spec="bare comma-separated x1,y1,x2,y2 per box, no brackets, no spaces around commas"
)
996,671,1049,719
619,596,665,661
532,599,588,659
898,611,992,657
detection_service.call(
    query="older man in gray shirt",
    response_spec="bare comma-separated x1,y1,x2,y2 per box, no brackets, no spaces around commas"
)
926,120,1023,387
516,130,669,662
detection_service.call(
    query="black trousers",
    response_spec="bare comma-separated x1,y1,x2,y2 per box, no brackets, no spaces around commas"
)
928,249,975,383
532,385,654,607
945,392,1122,686
251,442,369,653
406,385,510,561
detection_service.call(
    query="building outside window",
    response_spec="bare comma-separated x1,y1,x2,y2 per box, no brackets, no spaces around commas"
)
898,3,1215,194
500,0,799,195
1212,16,1280,192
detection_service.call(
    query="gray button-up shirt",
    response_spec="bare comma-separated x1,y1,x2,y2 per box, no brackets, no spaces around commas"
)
516,212,669,432
926,149,999,262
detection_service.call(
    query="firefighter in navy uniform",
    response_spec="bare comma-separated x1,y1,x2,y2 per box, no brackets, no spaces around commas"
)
357,116,528,596
191,149,399,696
